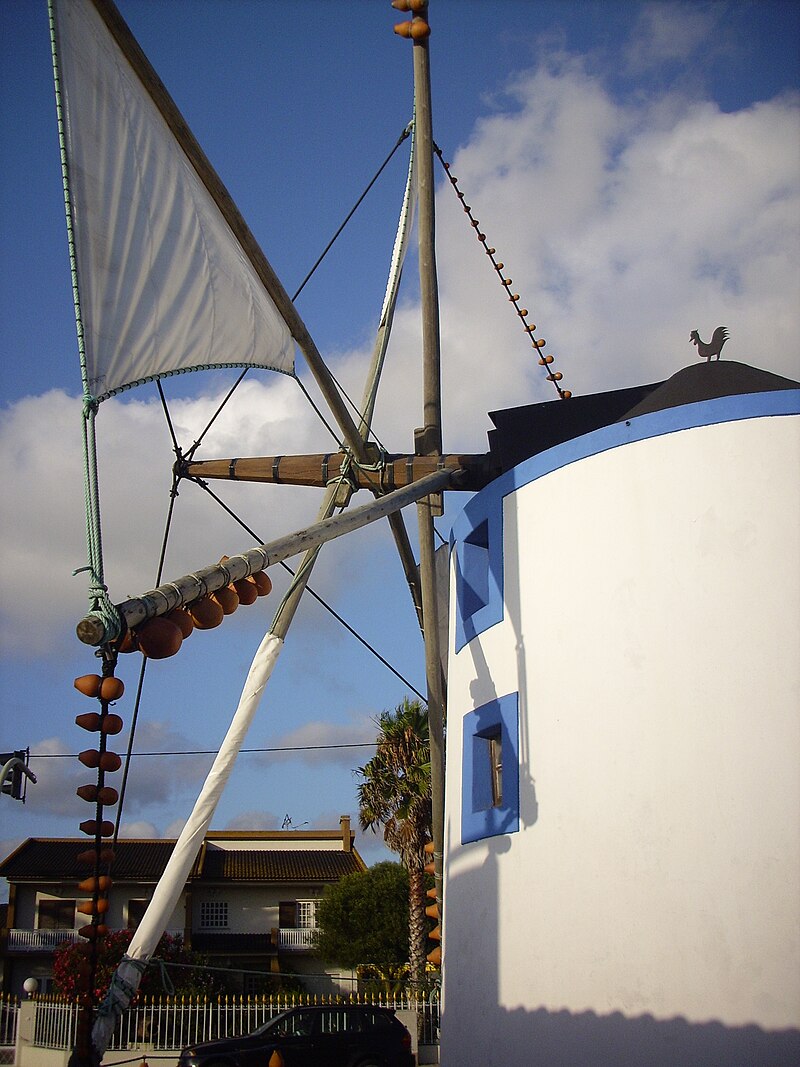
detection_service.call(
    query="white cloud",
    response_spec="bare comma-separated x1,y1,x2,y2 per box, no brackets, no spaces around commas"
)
257,719,376,768
223,809,280,831
117,820,160,838
426,61,800,404
624,1,722,74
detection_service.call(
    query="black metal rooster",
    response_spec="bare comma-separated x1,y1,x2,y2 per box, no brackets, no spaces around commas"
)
690,326,729,361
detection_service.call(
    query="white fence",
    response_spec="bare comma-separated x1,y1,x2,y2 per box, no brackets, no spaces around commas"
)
26,991,440,1056
0,996,18,1065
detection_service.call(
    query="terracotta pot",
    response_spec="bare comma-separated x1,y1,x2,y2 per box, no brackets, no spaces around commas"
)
234,577,259,605
166,607,195,637
212,585,239,615
189,597,224,629
136,617,183,659
99,676,125,702
252,571,273,596
74,674,102,698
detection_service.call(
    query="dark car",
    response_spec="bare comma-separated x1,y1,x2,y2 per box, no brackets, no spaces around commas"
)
177,1003,415,1067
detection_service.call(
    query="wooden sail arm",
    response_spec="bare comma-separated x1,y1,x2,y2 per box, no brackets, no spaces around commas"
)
76,467,455,647
181,451,496,492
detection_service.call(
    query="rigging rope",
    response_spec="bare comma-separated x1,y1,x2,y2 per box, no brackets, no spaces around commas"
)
291,125,412,303
50,0,120,639
433,142,573,400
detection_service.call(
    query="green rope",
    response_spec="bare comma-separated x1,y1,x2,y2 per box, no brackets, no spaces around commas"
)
49,0,120,641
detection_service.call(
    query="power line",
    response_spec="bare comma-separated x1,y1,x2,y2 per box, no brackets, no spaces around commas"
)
28,742,394,760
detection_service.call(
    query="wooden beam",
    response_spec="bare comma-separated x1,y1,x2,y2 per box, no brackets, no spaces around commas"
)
183,452,494,492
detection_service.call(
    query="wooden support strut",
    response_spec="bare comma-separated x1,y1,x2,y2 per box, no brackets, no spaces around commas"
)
182,451,494,492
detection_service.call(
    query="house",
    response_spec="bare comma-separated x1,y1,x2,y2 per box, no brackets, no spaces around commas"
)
442,361,800,1065
0,815,365,997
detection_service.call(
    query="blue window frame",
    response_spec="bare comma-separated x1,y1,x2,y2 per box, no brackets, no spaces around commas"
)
452,495,504,653
461,693,520,844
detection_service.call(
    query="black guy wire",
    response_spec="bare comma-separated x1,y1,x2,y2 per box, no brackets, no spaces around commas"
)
190,477,427,702
292,374,346,450
114,428,184,845
185,366,251,460
290,124,411,303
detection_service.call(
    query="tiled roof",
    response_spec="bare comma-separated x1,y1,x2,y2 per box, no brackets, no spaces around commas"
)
0,839,366,885
0,839,198,882
199,849,364,883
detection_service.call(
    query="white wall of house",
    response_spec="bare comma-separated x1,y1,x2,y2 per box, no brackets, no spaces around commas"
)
192,885,323,934
442,401,800,1065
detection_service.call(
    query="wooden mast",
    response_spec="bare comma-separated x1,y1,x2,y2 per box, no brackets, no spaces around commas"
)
395,0,447,971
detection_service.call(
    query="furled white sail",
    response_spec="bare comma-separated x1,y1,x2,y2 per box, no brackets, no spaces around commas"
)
51,0,295,403
91,632,284,1056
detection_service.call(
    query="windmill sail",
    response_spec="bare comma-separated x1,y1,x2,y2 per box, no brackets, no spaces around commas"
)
51,0,295,403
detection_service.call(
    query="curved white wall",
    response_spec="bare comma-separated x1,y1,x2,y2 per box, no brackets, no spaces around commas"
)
443,400,800,1065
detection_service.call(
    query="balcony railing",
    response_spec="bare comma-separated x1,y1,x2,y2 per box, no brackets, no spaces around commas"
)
6,928,184,952
276,927,316,951
7,929,78,952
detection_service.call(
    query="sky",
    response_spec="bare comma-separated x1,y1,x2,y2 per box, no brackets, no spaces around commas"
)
0,0,798,882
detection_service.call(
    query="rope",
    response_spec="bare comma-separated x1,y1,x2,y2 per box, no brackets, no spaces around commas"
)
433,142,573,400
50,0,121,640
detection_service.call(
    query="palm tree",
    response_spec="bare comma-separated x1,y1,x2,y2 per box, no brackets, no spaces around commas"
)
357,698,432,988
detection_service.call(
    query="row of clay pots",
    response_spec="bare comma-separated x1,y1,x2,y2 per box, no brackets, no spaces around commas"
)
122,570,273,660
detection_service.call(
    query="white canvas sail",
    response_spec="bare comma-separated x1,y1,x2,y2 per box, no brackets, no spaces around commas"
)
51,0,295,402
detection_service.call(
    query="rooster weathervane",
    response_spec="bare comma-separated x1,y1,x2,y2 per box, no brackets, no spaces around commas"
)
690,325,729,361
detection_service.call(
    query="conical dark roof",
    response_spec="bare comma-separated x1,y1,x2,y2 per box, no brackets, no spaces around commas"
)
619,361,799,421
486,361,798,471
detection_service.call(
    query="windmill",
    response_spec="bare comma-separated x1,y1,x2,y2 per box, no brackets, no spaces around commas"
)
45,0,571,1060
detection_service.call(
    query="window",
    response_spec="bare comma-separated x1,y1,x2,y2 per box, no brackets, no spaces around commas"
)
462,693,520,844
489,732,503,808
459,520,490,618
199,901,228,929
452,494,504,652
37,899,76,930
127,899,148,929
296,900,319,929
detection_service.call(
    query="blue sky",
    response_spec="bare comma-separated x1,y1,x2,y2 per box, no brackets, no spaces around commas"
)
1,0,798,876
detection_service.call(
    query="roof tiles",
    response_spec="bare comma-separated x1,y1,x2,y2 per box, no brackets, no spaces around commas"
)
0,839,364,885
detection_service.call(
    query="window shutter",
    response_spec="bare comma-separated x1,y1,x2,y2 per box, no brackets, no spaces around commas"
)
279,901,297,928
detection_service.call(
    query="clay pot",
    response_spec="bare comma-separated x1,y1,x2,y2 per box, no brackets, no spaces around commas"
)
212,585,239,615
165,607,194,638
101,714,124,736
75,712,102,733
74,675,102,698
99,676,124,702
189,597,224,629
76,848,115,866
252,571,273,596
233,577,259,605
79,819,115,837
136,617,183,659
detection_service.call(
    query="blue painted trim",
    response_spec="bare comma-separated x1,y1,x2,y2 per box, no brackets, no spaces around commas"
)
452,500,504,653
461,693,520,844
451,389,799,652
